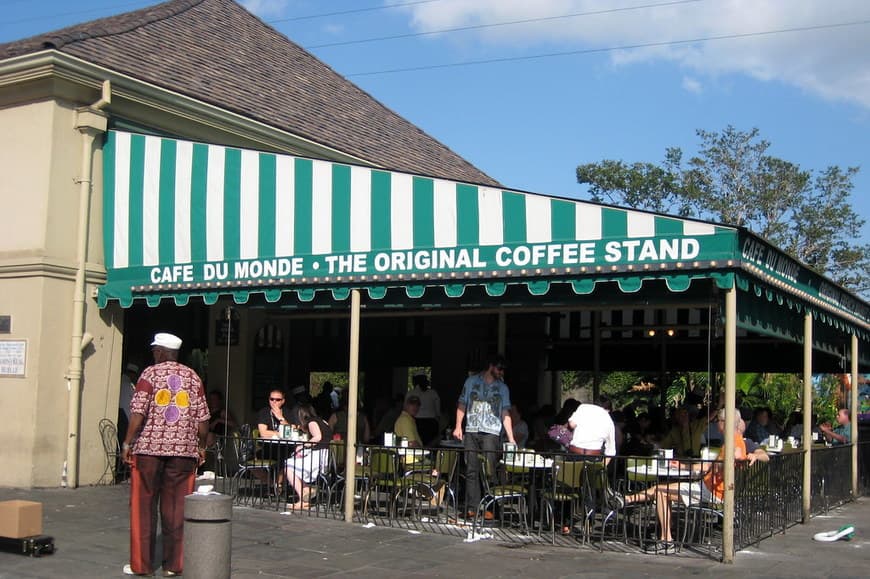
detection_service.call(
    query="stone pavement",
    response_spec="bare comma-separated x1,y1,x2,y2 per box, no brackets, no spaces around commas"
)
0,485,866,578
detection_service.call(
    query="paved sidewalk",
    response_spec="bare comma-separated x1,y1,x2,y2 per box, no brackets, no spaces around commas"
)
0,485,867,578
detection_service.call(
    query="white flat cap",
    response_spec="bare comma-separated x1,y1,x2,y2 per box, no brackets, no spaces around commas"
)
151,332,182,350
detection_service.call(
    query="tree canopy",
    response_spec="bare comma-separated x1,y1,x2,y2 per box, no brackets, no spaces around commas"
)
576,126,870,297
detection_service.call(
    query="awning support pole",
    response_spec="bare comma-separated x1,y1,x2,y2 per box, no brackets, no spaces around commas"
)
343,289,361,523
802,313,813,521
851,334,858,498
722,287,736,563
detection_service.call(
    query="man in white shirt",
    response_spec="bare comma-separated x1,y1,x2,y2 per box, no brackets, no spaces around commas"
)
567,396,616,463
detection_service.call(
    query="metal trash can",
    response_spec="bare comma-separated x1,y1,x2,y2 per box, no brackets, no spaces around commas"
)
183,493,232,579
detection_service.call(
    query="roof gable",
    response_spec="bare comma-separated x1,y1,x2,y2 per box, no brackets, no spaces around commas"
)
0,0,497,186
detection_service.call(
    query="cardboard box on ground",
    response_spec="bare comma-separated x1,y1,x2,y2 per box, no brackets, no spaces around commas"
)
0,500,42,538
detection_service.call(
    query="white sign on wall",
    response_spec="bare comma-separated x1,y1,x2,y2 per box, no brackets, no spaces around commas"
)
0,340,26,377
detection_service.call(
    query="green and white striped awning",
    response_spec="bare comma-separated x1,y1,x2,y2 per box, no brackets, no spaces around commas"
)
96,130,870,340
98,130,740,307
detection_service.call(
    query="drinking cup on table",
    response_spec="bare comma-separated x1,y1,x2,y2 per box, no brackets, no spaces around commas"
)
384,432,394,446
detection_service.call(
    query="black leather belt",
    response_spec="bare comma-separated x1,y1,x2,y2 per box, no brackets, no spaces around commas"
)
568,446,603,456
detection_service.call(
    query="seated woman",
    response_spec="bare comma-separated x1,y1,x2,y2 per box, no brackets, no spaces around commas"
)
623,408,749,551
285,404,333,509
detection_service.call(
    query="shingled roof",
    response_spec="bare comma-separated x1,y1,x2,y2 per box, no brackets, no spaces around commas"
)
0,0,499,186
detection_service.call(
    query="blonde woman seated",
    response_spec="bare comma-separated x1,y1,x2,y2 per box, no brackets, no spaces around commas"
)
285,404,333,510
623,408,747,552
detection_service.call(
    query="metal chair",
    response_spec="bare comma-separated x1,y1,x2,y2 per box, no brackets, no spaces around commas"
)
228,425,276,507
98,418,120,485
541,458,587,539
362,448,404,521
472,452,529,535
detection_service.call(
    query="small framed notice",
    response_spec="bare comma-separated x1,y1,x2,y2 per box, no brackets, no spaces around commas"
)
0,340,26,377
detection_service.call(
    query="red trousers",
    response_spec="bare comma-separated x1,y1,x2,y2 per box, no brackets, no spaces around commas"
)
130,455,197,574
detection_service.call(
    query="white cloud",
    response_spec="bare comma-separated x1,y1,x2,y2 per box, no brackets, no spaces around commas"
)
241,0,291,19
681,76,702,94
398,0,870,108
323,23,345,36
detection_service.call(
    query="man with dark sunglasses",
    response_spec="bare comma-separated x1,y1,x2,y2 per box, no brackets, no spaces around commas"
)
453,354,515,520
257,389,289,438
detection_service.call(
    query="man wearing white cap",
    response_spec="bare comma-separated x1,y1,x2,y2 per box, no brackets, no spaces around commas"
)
121,332,210,576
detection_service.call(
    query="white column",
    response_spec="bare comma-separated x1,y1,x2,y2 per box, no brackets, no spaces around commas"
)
802,313,813,521
851,334,859,497
722,287,737,563
343,289,361,523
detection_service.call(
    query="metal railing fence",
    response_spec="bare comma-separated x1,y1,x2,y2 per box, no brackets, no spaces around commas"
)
208,433,865,560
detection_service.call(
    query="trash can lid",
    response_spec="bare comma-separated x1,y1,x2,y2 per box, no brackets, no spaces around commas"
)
184,493,233,521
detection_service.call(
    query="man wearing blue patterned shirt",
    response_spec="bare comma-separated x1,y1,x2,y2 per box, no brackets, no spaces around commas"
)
453,354,515,519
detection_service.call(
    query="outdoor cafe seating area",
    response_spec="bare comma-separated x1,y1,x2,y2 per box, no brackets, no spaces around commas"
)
195,431,868,560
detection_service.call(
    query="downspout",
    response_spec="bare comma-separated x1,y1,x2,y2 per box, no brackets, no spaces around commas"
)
64,80,110,488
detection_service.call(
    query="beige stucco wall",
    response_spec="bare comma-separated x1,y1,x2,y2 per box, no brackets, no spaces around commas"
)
0,98,123,487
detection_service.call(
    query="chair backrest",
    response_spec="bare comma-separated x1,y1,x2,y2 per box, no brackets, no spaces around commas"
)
434,449,458,482
221,431,243,473
329,440,346,474
554,458,585,490
98,418,118,455
236,424,257,464
368,448,399,481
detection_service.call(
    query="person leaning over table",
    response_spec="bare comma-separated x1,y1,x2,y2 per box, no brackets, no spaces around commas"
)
818,407,852,445
395,395,423,447
566,396,617,464
257,388,289,438
453,354,516,519
622,407,747,553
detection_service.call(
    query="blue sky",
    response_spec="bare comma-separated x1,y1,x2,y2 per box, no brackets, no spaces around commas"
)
3,0,869,250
